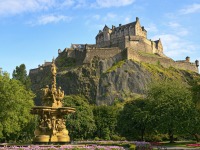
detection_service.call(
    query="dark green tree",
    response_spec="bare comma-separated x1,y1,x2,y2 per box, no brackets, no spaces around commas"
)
0,71,35,142
63,95,96,140
12,64,31,89
190,76,200,107
117,98,151,140
147,80,194,143
93,105,120,140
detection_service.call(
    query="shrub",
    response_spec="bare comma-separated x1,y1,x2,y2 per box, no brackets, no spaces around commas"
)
129,144,136,150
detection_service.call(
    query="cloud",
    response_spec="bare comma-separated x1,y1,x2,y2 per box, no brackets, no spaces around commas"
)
179,3,200,15
152,34,195,59
145,23,158,33
28,14,72,26
0,0,136,17
94,0,135,8
61,0,75,7
168,22,180,28
166,22,188,36
103,13,117,22
0,0,55,16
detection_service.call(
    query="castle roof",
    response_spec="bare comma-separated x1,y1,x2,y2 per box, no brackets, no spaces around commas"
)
154,38,162,45
96,17,144,37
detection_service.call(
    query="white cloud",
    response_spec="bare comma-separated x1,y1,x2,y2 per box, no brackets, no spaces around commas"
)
145,23,158,33
0,0,55,16
168,22,180,28
61,0,75,7
94,0,135,8
179,3,200,15
103,13,116,22
166,22,189,36
152,34,195,59
28,14,72,26
124,17,131,24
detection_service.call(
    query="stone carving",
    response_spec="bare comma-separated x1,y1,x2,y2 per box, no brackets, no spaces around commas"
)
31,60,75,143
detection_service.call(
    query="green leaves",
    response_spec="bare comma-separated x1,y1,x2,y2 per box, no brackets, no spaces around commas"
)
117,98,151,140
0,72,35,141
63,95,96,140
147,80,194,143
12,64,31,89
93,105,119,140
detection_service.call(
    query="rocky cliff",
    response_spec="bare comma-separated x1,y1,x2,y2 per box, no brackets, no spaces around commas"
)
29,56,198,105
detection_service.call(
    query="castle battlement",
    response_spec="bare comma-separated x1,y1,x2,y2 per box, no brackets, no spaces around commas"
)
95,17,163,57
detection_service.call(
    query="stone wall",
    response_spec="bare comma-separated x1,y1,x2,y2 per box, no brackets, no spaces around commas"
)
126,48,198,72
125,36,152,53
83,47,123,63
61,48,86,65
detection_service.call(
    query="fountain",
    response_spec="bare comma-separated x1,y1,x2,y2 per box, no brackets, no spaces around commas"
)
31,60,75,143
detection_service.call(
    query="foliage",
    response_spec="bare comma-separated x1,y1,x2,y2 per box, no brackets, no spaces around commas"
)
140,62,189,81
106,60,125,73
117,98,152,140
190,76,200,107
0,145,126,150
56,54,76,71
138,51,161,58
93,105,120,140
0,71,35,141
147,79,194,143
12,64,31,89
63,95,96,140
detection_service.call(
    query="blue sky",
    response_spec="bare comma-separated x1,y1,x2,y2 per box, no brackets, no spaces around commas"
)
0,0,200,75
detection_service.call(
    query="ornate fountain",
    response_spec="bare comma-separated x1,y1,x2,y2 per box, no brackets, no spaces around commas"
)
31,60,75,143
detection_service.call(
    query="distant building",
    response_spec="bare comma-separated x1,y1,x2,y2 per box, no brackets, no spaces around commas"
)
30,17,199,74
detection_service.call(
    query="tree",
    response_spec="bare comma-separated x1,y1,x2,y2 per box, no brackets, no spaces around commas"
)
117,98,152,140
190,76,200,107
63,95,96,140
0,71,35,141
93,105,120,140
12,64,31,89
147,80,194,143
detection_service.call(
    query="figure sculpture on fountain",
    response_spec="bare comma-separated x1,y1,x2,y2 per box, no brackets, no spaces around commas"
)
31,59,75,143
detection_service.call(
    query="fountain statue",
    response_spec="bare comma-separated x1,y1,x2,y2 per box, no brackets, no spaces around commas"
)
31,59,75,143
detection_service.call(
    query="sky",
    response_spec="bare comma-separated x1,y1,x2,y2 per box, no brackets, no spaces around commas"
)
0,0,200,75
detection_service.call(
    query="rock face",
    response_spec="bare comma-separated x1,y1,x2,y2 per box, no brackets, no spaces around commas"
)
29,57,198,105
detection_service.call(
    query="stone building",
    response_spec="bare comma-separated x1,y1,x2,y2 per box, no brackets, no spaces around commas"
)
96,17,164,57
29,17,199,73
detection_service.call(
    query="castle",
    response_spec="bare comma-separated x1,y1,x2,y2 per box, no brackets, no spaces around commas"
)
30,17,199,74
96,17,164,57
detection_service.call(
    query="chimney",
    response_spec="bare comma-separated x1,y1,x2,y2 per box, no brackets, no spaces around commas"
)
185,56,190,62
112,25,115,30
195,60,199,67
136,17,139,22
119,24,121,27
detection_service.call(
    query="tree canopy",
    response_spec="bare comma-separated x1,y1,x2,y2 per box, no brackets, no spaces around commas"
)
63,95,96,140
0,71,34,141
147,80,194,143
118,98,151,140
93,105,120,140
12,64,31,89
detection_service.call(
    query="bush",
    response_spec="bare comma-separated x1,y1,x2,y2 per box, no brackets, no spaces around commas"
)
111,135,123,141
94,137,100,141
129,144,136,150
145,134,162,142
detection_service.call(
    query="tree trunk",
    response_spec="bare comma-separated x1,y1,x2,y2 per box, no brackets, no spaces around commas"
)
141,129,145,141
168,130,175,143
141,130,144,141
194,133,200,142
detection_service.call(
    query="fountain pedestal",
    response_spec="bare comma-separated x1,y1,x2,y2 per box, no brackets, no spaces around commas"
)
31,60,75,143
